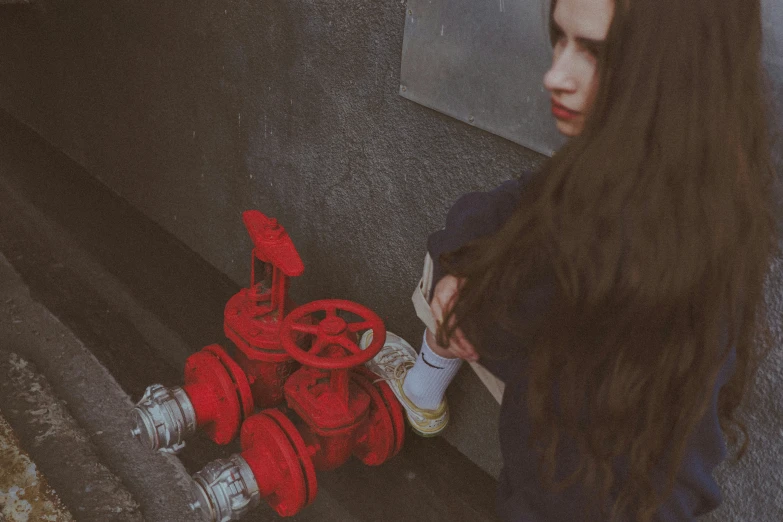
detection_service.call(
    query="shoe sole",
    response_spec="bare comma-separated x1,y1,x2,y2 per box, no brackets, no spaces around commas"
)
384,366,449,437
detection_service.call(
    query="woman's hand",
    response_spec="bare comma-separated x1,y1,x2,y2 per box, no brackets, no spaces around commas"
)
427,275,480,362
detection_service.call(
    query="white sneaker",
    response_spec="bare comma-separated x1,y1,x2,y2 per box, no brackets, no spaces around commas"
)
359,330,449,437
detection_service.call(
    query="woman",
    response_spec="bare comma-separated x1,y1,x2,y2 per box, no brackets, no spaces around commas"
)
362,0,778,519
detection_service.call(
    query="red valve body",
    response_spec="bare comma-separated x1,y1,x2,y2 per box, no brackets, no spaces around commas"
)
285,366,371,470
286,366,403,471
235,300,405,517
225,292,301,408
238,368,404,516
224,210,305,409
279,299,403,471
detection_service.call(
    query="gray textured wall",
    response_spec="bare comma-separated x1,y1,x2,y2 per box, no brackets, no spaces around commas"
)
0,0,544,479
0,1,780,519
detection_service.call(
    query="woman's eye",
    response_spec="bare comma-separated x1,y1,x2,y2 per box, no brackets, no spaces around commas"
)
582,42,604,59
550,28,566,48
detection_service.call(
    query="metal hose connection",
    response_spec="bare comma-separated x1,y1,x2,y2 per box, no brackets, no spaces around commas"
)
129,384,197,454
190,454,260,522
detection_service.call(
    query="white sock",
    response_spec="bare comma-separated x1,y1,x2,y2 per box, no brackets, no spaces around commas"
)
402,331,463,410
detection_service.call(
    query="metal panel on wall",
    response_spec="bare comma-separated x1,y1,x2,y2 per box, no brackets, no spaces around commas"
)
399,0,565,156
400,0,783,159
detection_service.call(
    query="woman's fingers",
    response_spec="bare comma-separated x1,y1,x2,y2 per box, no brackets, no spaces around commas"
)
429,275,479,362
430,276,460,327
447,327,478,362
428,324,477,361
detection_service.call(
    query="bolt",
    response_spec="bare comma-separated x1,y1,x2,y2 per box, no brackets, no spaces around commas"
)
401,85,407,92
468,116,474,123
188,500,201,511
263,221,284,240
408,9,412,15
130,426,142,439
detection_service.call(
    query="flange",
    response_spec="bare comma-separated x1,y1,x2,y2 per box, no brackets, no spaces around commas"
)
241,409,317,516
183,344,253,445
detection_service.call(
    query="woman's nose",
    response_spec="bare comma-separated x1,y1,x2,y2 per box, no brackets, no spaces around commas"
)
544,52,577,94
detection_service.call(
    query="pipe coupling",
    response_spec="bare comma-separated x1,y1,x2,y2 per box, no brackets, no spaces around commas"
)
190,455,260,522
130,384,196,454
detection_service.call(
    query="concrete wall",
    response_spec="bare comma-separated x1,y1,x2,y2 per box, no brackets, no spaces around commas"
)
0,0,546,478
0,1,780,518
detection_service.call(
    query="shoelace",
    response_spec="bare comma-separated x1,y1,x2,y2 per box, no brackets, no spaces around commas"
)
372,350,415,384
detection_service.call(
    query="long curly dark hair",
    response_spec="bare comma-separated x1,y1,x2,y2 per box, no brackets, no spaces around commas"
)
440,0,779,519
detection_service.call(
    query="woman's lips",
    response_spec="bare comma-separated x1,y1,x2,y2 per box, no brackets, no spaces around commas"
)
551,100,580,121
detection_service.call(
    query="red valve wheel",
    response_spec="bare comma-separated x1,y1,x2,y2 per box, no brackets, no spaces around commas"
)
280,299,386,370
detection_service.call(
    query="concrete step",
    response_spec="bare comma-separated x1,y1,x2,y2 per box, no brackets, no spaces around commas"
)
0,252,201,522
0,350,136,521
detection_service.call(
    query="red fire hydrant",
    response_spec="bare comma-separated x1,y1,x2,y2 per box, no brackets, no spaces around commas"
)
224,210,304,409
190,300,405,520
130,344,254,454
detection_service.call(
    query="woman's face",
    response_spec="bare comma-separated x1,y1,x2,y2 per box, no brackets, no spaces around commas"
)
544,0,614,137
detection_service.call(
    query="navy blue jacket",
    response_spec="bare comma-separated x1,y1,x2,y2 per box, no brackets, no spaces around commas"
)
427,177,736,521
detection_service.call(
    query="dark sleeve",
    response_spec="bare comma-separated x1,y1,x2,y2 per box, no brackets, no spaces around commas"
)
426,178,524,293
